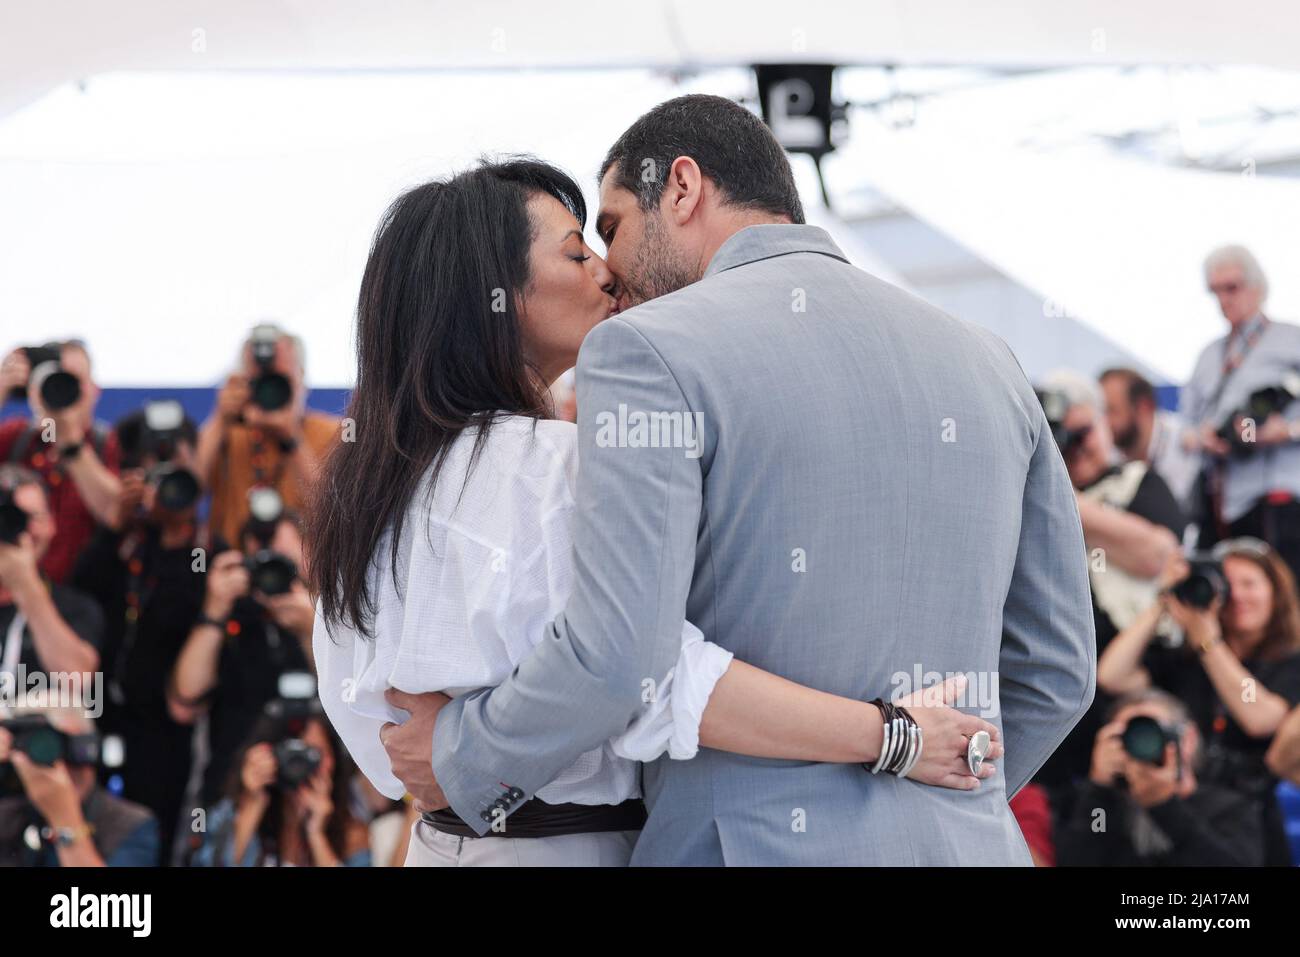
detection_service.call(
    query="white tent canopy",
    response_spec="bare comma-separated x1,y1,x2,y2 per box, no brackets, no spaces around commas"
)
4,1,1300,121
2,3,1299,386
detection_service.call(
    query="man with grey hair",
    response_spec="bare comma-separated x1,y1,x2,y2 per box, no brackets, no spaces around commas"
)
1181,245,1300,582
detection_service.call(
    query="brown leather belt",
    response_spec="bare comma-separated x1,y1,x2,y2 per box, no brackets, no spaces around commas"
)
422,797,646,839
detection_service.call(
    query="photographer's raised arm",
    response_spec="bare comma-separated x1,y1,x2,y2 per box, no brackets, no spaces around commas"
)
169,550,248,723
0,540,99,674
54,433,121,528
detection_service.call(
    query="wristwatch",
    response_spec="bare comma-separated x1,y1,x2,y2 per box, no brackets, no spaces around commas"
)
42,822,94,848
196,612,227,630
58,440,85,461
1195,631,1223,656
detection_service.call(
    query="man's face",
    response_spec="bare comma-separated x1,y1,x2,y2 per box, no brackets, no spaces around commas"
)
596,168,699,309
1100,377,1142,453
12,483,54,560
1208,264,1263,328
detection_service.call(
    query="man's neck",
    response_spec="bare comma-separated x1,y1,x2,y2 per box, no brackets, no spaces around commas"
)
698,212,793,276
1228,311,1265,337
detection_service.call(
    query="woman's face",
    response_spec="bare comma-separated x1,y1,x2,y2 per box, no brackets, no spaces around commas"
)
1224,555,1273,642
517,193,619,384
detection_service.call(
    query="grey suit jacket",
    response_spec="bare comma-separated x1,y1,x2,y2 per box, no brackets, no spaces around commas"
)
430,224,1096,864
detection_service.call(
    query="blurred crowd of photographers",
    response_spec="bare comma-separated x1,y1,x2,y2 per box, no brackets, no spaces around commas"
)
1,242,1300,868
1020,244,1300,867
0,323,416,866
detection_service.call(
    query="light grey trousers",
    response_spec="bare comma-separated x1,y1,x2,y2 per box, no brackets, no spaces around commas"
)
403,820,639,867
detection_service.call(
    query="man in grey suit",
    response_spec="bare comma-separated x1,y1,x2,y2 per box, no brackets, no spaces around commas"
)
385,94,1095,864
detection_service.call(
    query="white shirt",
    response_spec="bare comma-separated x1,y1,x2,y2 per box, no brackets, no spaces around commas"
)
313,414,734,804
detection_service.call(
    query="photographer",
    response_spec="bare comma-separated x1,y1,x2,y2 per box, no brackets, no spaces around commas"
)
1097,537,1300,865
170,507,316,806
194,323,339,547
0,465,101,677
1100,367,1201,513
70,404,209,863
1032,371,1184,797
0,707,158,866
191,703,369,867
0,341,122,583
1181,245,1300,583
1056,689,1262,866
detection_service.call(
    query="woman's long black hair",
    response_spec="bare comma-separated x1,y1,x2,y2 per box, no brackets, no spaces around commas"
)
308,158,587,638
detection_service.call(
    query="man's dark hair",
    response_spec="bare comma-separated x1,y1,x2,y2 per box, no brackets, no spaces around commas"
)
1099,367,1156,409
599,94,805,224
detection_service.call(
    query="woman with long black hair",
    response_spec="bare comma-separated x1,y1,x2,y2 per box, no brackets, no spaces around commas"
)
308,158,1003,866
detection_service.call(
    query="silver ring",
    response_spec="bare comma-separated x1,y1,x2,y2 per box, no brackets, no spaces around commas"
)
966,730,991,775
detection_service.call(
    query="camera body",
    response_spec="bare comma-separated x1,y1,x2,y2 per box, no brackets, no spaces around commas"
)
1170,554,1231,610
1120,714,1181,766
247,326,293,412
1216,372,1300,456
245,550,298,597
261,673,323,790
131,400,202,513
0,713,101,798
11,345,82,411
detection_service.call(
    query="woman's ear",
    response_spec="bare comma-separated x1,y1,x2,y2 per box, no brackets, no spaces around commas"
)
665,156,704,226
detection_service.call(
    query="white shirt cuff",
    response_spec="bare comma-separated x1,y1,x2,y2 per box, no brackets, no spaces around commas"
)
610,620,734,762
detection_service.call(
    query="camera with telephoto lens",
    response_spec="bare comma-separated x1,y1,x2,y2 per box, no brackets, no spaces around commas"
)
1216,371,1300,456
245,487,284,548
1036,389,1091,457
245,550,297,597
0,486,27,545
1169,553,1231,610
0,712,103,799
6,344,82,411
248,325,293,412
135,401,201,512
261,672,323,790
1121,714,1183,770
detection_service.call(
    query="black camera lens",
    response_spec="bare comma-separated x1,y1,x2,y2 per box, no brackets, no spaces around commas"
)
38,369,81,411
274,739,322,790
249,372,292,412
246,550,297,596
0,496,27,544
1121,715,1173,765
14,724,64,766
1170,558,1229,610
152,465,201,512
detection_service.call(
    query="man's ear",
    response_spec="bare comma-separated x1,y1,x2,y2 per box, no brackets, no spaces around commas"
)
663,156,704,227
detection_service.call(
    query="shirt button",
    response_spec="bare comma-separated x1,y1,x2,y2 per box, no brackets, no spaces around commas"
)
508,787,524,800
480,811,493,823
